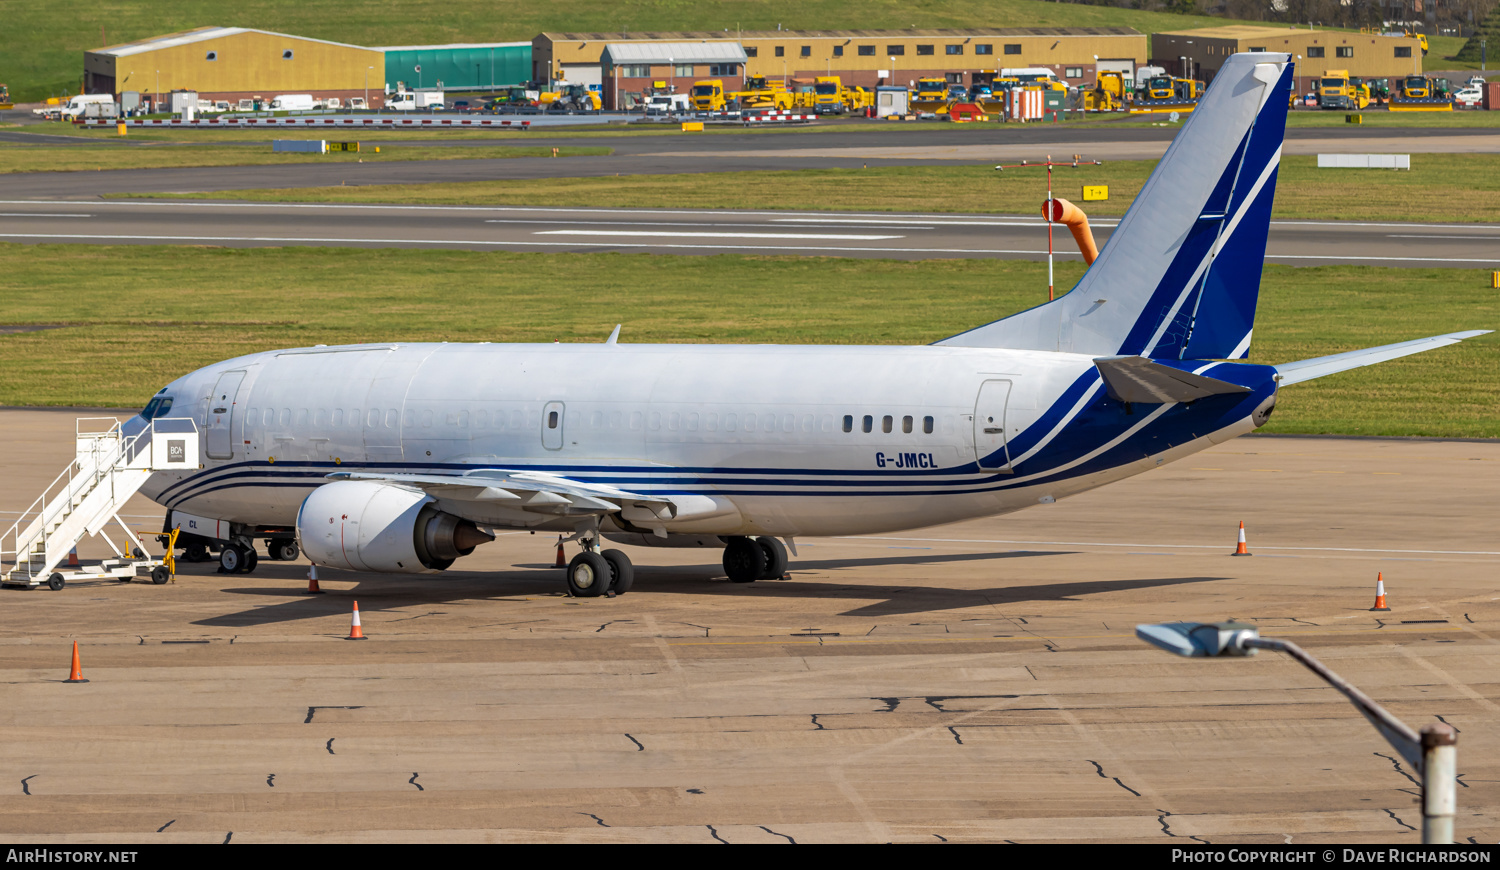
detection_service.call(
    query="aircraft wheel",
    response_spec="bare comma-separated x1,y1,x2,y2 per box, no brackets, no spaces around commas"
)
151,566,171,585
183,542,210,562
723,536,765,583
270,539,299,561
601,549,634,595
219,546,249,574
242,548,258,574
567,551,610,597
47,573,65,591
756,536,788,580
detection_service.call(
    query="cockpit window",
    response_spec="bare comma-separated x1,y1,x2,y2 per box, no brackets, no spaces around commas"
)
141,396,174,419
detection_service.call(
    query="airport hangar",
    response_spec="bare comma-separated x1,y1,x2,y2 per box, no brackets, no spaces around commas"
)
1152,25,1425,91
535,28,1149,109
82,27,529,108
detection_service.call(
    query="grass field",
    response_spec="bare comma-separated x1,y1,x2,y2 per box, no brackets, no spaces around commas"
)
8,1,1253,102
0,143,609,174
0,244,1493,436
136,154,1500,223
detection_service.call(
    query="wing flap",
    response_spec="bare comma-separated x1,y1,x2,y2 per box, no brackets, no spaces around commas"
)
326,469,668,518
1275,330,1491,386
1093,356,1252,404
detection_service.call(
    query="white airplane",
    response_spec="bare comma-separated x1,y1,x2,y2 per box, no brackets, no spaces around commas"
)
130,54,1487,597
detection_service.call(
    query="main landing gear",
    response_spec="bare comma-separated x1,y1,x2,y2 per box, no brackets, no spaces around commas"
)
564,537,634,598
218,543,259,575
722,536,787,584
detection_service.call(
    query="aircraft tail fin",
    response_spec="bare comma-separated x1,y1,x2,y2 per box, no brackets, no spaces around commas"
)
938,53,1294,360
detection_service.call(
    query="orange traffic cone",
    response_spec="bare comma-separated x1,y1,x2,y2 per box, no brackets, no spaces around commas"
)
1370,573,1391,612
305,565,325,595
67,547,80,568
555,536,567,568
65,641,88,683
346,600,366,640
1231,521,1252,556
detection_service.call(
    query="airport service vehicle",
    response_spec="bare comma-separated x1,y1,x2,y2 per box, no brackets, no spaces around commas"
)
387,89,444,111
270,94,315,111
1081,70,1130,112
1390,75,1453,111
811,76,852,114
910,77,951,112
733,76,795,111
1316,70,1370,110
548,84,601,113
689,79,728,111
110,55,1488,598
32,93,113,120
644,93,691,116
347,97,367,110
1454,85,1482,107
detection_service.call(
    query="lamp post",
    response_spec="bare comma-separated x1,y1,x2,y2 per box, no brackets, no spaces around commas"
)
1137,621,1459,844
364,66,372,110
669,56,674,93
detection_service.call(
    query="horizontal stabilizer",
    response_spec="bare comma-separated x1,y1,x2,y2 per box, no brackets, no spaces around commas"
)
1094,356,1252,404
1275,330,1492,386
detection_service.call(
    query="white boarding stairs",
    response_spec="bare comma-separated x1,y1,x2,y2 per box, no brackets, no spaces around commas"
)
1,417,199,588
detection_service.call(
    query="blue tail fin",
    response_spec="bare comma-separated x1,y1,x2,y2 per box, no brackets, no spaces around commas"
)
938,54,1294,360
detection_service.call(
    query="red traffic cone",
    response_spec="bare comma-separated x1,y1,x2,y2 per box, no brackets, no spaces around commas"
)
555,536,567,568
67,546,80,568
65,641,88,683
305,565,325,595
1231,521,1252,556
346,600,366,640
1370,573,1391,612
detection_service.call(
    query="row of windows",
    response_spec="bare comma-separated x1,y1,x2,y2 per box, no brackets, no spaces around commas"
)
242,407,943,437
617,63,710,77
747,43,1012,59
844,414,936,435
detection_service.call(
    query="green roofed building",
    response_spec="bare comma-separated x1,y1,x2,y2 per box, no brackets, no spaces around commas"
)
379,42,532,91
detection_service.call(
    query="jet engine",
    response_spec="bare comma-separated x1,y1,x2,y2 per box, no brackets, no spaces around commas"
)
297,480,494,573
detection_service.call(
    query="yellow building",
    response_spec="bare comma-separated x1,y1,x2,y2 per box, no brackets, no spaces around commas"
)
1152,26,1424,92
536,29,1148,92
84,27,387,105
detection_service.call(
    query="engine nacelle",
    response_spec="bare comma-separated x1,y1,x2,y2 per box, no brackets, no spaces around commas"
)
297,481,493,573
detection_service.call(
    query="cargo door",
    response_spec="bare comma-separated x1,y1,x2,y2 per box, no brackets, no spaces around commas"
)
205,370,246,460
972,379,1012,471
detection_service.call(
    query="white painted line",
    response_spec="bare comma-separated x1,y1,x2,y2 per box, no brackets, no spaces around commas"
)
1265,253,1500,264
847,534,1500,557
1,200,1496,231
0,213,91,218
0,231,1053,254
1386,234,1500,241
484,218,933,231
769,217,1120,228
534,230,905,241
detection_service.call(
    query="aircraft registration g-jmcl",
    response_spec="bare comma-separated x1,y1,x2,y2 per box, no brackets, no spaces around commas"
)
130,54,1487,596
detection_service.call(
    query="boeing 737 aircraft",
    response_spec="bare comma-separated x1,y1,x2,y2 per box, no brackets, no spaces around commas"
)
129,54,1487,597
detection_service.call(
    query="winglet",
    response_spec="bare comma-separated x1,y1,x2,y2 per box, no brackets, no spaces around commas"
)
605,324,621,345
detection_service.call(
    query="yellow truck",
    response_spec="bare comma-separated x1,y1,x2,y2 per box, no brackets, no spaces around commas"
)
690,79,729,112
733,76,794,111
1131,74,1204,114
1316,70,1370,110
1081,70,1130,112
812,76,865,115
910,77,951,113
1389,74,1453,111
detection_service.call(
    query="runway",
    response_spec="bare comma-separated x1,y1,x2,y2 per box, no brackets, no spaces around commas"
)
2,407,1497,843
0,198,1496,265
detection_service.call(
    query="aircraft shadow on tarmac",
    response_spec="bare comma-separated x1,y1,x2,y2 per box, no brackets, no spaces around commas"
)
189,549,1224,626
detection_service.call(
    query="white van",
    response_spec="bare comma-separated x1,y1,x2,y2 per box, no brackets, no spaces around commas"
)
33,93,114,119
269,94,315,111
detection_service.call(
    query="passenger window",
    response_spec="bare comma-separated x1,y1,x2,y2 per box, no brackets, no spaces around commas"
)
801,414,814,433
280,409,291,427
458,410,469,428
609,411,622,429
687,412,699,432
706,412,718,432
511,410,523,429
296,409,309,427
843,414,853,433
590,411,603,429
264,408,274,426
725,413,737,432
924,415,934,434
548,411,559,429
648,411,660,431
402,410,415,428
863,415,873,433
332,408,344,427
315,408,327,427
743,414,755,432
882,415,893,433
669,412,680,431
421,410,433,428
629,411,642,430
902,415,913,434
385,409,398,429
366,409,379,428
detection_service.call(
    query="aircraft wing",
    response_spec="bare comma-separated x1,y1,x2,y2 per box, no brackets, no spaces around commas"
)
325,469,677,521
1275,330,1492,387
1093,356,1251,404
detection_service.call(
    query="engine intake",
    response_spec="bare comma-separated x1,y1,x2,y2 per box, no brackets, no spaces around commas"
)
297,480,494,573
